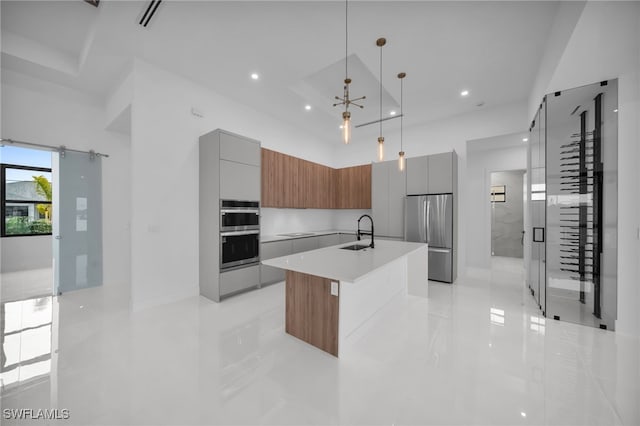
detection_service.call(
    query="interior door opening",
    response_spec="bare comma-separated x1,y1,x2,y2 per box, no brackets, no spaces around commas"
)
0,146,54,303
490,169,526,260
1,143,104,302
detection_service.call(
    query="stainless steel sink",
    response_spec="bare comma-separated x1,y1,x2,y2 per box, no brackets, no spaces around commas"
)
277,232,316,237
340,244,369,251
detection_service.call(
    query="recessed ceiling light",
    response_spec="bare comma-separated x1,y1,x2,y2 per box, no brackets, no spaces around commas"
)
522,137,529,142
614,109,618,113
460,90,469,97
389,111,397,116
521,412,527,418
250,73,259,80
305,105,312,111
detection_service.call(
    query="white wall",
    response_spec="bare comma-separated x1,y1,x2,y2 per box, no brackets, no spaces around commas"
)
527,1,640,337
332,101,529,277
129,60,339,310
261,208,334,235
528,1,586,119
466,141,527,271
1,236,52,272
1,70,132,291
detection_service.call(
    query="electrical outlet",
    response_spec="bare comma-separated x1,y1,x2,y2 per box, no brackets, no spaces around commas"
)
330,281,339,296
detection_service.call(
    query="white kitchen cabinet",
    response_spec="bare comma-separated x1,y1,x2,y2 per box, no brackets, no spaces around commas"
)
388,163,406,238
372,162,389,236
292,236,319,253
199,128,261,302
372,161,406,238
261,240,292,285
406,156,428,195
406,152,457,195
219,131,261,166
220,264,260,297
339,233,357,244
428,152,454,194
318,234,340,248
219,160,260,201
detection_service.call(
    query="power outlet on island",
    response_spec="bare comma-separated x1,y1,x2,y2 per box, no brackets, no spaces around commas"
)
330,281,339,296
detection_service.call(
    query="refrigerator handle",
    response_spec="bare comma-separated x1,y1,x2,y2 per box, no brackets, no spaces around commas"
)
419,198,425,242
424,197,429,243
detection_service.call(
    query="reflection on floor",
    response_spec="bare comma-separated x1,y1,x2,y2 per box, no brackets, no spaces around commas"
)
1,260,638,425
1,268,52,303
547,279,602,329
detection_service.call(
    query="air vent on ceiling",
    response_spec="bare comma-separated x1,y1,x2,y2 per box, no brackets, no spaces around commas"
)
139,0,162,28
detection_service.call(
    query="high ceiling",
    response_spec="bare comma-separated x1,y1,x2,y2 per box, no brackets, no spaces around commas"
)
1,1,560,144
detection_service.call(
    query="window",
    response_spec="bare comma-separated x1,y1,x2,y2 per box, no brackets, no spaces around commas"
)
490,185,506,203
1,164,53,237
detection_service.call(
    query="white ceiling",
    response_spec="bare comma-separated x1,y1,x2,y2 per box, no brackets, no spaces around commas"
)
1,1,560,144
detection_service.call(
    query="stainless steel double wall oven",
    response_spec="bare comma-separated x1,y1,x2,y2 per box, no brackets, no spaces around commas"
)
220,200,260,270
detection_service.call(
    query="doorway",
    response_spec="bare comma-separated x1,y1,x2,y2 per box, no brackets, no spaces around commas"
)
0,146,53,302
490,170,526,260
1,144,104,302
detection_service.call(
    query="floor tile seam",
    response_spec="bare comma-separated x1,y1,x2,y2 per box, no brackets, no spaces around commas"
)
576,348,626,425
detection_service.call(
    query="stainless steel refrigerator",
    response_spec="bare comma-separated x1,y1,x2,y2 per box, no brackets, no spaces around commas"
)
405,194,454,283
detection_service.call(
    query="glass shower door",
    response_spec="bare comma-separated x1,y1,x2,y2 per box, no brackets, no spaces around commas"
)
52,151,102,294
545,80,618,330
528,102,546,314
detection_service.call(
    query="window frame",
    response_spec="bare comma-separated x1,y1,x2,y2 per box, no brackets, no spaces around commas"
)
1,163,53,238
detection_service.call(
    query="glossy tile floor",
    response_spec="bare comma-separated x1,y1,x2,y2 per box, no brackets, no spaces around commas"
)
1,267,52,303
1,258,639,425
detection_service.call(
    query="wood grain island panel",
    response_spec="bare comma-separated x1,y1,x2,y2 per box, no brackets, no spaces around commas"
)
285,270,339,356
266,240,429,357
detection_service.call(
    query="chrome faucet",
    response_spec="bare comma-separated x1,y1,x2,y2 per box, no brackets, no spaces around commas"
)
357,214,375,248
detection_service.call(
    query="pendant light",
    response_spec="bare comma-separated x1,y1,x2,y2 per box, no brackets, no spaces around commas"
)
398,72,406,171
377,37,386,161
333,0,365,144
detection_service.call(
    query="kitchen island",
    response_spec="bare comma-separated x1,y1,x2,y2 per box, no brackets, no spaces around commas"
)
262,239,428,357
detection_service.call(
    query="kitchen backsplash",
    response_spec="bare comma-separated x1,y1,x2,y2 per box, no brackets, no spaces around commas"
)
261,208,371,235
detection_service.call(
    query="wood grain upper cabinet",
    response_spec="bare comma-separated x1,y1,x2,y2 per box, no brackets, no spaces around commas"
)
261,149,281,207
303,159,334,209
336,164,371,209
428,152,454,194
261,148,298,207
261,148,370,209
406,155,428,195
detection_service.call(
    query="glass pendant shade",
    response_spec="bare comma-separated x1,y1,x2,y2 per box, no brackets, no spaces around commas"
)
342,111,351,144
398,151,405,171
378,136,384,161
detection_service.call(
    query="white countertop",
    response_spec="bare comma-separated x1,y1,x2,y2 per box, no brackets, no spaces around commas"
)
261,229,355,243
261,239,427,282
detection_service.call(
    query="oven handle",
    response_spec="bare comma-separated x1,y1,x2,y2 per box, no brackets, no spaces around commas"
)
220,209,260,215
220,230,260,237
